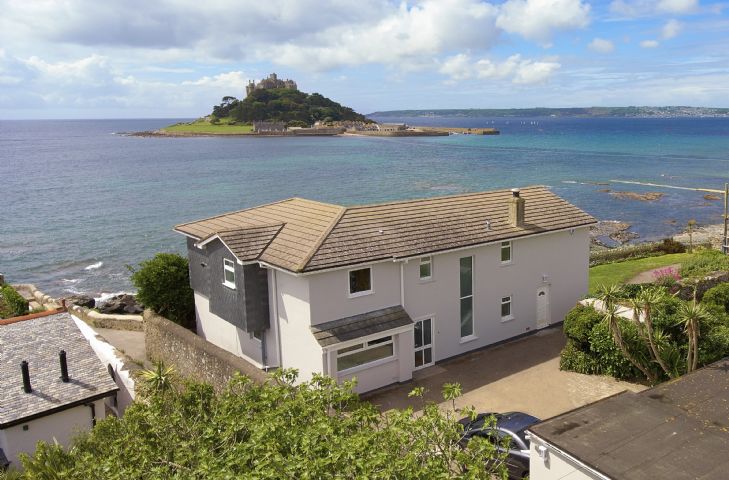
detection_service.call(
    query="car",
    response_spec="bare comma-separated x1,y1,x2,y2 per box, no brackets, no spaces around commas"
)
458,411,541,479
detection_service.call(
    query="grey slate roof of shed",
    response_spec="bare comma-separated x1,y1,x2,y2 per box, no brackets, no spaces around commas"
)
175,186,596,273
0,313,118,428
311,306,413,347
529,357,729,480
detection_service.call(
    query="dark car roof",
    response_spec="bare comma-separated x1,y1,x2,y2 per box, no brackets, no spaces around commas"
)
459,412,541,433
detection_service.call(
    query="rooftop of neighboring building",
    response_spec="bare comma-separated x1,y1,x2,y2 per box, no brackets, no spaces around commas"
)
528,357,729,480
175,186,596,273
0,313,118,428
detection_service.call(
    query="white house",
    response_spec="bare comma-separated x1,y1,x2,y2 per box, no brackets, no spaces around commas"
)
0,313,118,470
175,186,596,393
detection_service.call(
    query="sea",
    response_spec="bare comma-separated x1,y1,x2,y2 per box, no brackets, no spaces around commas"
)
2,116,729,297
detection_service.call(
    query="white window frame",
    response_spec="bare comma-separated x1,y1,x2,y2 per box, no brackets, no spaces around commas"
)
500,241,512,264
419,256,433,281
348,266,373,298
459,255,475,341
413,315,435,370
501,295,514,322
336,335,395,373
222,258,236,289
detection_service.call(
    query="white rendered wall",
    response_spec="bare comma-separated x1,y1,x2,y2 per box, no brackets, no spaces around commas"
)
308,262,401,325
529,435,602,480
273,271,324,382
194,292,269,368
401,227,589,362
1,400,105,470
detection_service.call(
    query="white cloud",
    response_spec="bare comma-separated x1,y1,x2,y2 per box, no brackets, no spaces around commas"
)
609,0,698,17
641,39,661,47
496,0,591,44
588,38,615,53
662,19,683,38
439,53,560,84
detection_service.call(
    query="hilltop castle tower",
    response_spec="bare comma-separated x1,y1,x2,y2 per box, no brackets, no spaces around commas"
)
246,73,298,97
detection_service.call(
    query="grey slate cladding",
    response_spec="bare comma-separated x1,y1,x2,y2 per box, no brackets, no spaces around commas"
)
0,314,118,428
206,238,269,333
311,306,413,347
187,237,211,297
529,357,729,480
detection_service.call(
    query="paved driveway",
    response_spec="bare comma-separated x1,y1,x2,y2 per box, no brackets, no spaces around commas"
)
364,326,646,420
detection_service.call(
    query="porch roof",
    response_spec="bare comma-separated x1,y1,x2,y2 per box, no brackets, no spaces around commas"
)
311,306,413,347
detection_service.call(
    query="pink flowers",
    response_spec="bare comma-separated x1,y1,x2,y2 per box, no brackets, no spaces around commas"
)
653,267,681,288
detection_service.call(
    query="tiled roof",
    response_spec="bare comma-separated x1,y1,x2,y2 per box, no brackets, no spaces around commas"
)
311,306,413,347
529,358,729,480
204,224,284,262
0,313,118,428
175,186,596,273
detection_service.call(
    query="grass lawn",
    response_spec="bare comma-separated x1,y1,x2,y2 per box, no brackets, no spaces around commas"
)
162,121,254,135
589,253,694,295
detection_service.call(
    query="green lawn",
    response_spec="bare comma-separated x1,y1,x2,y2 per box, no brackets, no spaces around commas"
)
589,253,694,295
162,121,253,135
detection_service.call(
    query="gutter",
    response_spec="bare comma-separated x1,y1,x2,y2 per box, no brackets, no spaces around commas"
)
0,389,117,429
526,431,612,480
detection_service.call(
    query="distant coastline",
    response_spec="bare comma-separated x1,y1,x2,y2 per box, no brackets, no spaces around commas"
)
369,106,729,118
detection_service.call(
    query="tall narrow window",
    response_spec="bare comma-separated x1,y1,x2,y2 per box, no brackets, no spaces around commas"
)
419,256,432,280
501,296,512,319
501,241,512,263
223,258,236,289
459,256,473,338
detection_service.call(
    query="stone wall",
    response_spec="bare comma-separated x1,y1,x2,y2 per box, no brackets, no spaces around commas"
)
68,304,143,331
144,310,268,390
677,271,729,301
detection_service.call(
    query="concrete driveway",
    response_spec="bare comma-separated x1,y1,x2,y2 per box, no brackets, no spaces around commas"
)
364,326,646,420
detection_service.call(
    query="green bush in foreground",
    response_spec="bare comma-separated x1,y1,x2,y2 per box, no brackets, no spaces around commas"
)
11,371,509,480
130,253,194,329
0,284,28,319
563,304,602,348
702,283,729,313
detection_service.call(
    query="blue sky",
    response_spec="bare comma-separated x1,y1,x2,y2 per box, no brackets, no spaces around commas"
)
0,0,727,119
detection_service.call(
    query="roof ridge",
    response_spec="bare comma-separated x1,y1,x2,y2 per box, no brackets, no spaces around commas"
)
344,185,546,210
295,205,348,272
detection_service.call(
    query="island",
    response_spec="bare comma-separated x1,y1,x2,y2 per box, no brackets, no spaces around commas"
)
136,74,498,137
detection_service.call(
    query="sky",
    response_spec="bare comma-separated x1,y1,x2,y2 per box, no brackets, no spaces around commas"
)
0,0,727,119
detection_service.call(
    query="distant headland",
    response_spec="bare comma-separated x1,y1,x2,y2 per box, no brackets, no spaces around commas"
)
136,73,498,138
369,106,729,118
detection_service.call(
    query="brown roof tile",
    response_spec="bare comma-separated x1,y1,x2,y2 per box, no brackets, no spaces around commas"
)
175,186,596,273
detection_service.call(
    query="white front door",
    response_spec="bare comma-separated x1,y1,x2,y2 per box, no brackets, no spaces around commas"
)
414,318,434,369
536,286,550,329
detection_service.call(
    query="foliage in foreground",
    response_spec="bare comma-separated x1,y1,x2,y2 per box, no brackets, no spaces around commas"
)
10,370,509,480
129,253,194,329
0,284,29,319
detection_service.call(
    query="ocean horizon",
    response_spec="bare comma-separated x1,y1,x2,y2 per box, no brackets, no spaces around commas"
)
2,116,729,297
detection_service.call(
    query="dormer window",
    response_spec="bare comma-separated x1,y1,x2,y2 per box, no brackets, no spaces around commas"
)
223,258,236,289
349,267,372,297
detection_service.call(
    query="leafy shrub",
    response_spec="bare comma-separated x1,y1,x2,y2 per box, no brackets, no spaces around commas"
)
560,340,598,374
658,238,686,254
702,283,729,313
0,284,29,319
589,242,662,267
681,249,729,278
621,283,653,299
700,324,729,366
130,253,194,329
653,266,681,288
588,320,646,380
563,304,602,347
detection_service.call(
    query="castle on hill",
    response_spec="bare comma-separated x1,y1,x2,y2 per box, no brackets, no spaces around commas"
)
246,73,297,97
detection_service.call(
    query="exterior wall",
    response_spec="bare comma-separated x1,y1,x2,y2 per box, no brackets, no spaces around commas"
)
1,400,105,469
308,261,401,325
401,227,589,362
273,270,324,382
194,292,265,366
529,436,602,480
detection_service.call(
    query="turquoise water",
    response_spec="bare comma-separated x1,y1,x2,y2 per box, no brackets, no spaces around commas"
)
2,117,729,296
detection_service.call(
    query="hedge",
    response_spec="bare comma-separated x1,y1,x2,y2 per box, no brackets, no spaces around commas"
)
0,284,29,319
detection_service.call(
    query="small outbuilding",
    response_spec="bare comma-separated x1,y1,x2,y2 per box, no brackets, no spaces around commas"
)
527,357,729,480
0,313,118,470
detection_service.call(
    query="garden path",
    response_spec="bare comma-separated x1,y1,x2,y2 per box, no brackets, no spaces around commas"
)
626,263,681,284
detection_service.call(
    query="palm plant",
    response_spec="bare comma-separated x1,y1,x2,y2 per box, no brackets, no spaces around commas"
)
636,287,676,379
139,361,176,393
677,300,713,372
595,284,657,384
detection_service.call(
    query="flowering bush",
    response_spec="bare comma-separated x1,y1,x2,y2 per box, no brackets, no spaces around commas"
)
653,267,681,288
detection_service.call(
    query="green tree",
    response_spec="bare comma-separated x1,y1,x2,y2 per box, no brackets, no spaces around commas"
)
13,371,508,479
129,253,194,329
678,300,713,372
